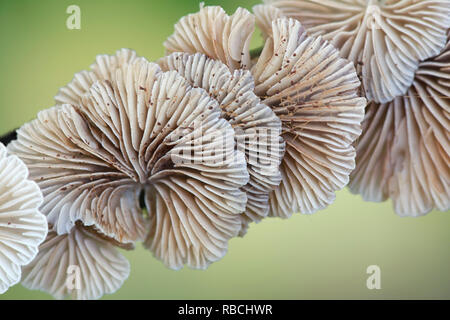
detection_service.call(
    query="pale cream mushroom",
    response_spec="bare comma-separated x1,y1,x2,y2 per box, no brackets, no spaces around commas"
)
350,31,450,216
256,0,450,103
164,6,366,218
9,57,249,270
159,52,284,232
55,48,144,106
253,3,284,39
252,18,366,218
21,222,131,300
0,142,47,294
164,5,255,70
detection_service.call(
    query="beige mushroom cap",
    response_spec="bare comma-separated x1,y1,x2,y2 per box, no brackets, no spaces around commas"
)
252,18,366,217
258,0,450,103
9,58,249,270
350,31,450,216
164,5,255,70
21,223,130,300
0,143,48,294
159,52,284,231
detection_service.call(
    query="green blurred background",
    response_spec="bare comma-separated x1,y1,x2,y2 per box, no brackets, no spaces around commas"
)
0,0,448,300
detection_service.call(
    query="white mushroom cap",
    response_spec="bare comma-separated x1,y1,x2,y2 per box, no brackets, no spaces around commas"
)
159,52,284,231
0,142,47,294
252,18,366,218
164,5,255,70
350,31,450,216
9,57,249,270
257,0,450,103
21,223,130,300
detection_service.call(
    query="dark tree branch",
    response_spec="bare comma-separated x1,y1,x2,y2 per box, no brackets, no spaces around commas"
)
0,129,18,146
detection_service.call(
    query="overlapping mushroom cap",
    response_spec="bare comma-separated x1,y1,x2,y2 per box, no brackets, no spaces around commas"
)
8,54,250,271
165,5,366,218
350,31,450,216
256,0,450,103
0,142,47,294
164,5,255,70
159,52,284,231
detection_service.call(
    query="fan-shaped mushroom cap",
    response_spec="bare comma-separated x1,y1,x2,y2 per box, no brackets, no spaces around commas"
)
21,223,130,300
0,143,47,294
55,48,144,106
164,5,255,70
252,18,366,218
257,0,450,103
350,31,450,216
159,52,284,230
9,58,249,270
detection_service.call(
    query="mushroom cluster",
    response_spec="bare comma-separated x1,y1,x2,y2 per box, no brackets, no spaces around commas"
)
1,4,367,299
8,52,257,297
1,0,445,300
256,0,450,216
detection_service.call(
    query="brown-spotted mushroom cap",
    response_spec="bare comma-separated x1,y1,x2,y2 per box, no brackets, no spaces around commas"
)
159,52,284,231
252,18,366,218
164,5,255,70
256,0,450,103
0,143,48,294
21,223,131,300
8,58,249,270
350,31,450,216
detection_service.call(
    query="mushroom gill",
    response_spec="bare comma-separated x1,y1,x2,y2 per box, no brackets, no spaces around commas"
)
159,52,284,232
164,5,255,70
0,142,47,294
252,18,366,218
8,57,249,270
21,222,130,300
163,6,367,219
350,31,450,216
256,0,450,103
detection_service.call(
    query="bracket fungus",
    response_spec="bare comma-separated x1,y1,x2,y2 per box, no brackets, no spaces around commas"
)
8,53,250,274
165,5,366,219
0,142,47,294
350,31,450,216
257,0,450,103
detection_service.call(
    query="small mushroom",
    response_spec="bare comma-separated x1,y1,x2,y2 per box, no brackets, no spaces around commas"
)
21,222,131,300
350,31,450,216
159,52,284,232
256,0,450,103
55,48,143,106
0,142,47,294
252,18,366,217
164,5,255,70
9,57,250,270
